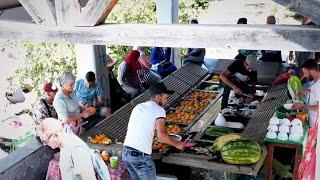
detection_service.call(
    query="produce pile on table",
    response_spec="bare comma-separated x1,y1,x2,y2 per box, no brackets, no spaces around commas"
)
87,134,112,145
186,91,216,101
152,139,168,152
175,100,208,112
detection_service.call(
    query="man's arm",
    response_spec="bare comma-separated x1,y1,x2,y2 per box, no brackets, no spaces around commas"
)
155,118,183,150
96,96,105,107
293,102,319,112
220,69,243,95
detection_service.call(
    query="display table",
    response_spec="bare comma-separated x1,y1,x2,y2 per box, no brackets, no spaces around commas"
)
264,124,309,180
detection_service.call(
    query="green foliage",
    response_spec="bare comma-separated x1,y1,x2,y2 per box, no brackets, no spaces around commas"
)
13,42,77,95
12,0,213,93
107,0,213,72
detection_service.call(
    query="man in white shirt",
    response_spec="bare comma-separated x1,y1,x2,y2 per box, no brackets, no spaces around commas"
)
293,59,320,127
122,82,194,180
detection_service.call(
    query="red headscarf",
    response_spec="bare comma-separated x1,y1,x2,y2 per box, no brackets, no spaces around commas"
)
124,50,141,77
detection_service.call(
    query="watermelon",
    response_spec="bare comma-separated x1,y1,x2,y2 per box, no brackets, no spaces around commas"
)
212,133,243,152
205,126,234,137
221,139,261,165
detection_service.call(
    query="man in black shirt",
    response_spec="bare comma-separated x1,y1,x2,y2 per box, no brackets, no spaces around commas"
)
220,59,257,109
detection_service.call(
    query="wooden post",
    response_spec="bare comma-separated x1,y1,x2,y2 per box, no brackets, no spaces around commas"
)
156,0,181,69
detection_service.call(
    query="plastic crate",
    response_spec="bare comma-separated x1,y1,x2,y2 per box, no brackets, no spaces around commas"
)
11,131,34,150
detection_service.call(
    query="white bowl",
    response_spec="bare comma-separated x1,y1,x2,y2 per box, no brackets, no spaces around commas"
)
290,126,303,134
226,122,244,129
268,124,278,132
266,131,277,139
269,117,280,125
280,118,291,126
279,125,290,133
289,133,301,141
283,103,293,110
168,134,182,141
291,118,302,127
277,133,288,141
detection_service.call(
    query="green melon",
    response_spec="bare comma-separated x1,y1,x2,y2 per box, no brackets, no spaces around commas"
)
221,139,261,165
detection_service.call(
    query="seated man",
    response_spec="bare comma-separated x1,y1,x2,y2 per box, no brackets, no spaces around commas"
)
220,58,257,109
150,47,177,78
35,82,58,123
182,19,206,66
75,71,111,119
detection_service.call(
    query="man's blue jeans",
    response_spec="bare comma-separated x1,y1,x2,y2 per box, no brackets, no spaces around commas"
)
122,146,156,180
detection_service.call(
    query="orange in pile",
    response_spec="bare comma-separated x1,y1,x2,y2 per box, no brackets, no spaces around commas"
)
87,134,112,145
176,100,208,112
87,106,96,113
212,75,220,82
166,124,181,134
186,91,216,101
167,110,196,123
101,151,110,161
152,139,168,152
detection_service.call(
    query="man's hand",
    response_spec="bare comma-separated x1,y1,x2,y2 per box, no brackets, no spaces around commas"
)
297,89,311,96
233,87,243,95
293,102,305,110
183,142,196,148
81,111,90,118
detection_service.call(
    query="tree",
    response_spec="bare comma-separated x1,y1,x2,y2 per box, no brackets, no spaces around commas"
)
12,42,77,95
106,0,213,73
12,0,213,93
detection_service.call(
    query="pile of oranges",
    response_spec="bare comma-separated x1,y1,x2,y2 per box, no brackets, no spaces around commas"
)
176,100,208,112
87,134,112,145
186,91,216,101
166,124,182,134
152,139,168,152
167,110,196,123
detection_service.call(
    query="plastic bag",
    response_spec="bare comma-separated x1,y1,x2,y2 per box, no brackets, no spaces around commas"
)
287,75,303,102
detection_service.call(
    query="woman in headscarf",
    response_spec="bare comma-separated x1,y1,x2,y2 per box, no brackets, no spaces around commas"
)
53,72,95,134
117,50,145,98
136,47,161,89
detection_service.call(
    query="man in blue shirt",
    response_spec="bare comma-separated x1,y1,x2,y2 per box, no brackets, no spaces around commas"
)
75,71,111,118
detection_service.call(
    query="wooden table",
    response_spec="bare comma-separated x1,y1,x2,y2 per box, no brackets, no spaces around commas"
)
264,142,303,180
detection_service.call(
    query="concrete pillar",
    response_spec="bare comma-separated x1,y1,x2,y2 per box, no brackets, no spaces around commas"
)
156,0,181,69
74,44,110,105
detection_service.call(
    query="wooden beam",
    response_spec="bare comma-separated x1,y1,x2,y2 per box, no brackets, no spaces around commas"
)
18,0,56,25
54,0,80,26
0,0,21,10
0,21,320,51
81,0,118,26
272,0,320,25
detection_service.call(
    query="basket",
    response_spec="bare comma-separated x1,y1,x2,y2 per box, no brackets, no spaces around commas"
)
11,131,34,150
275,106,295,119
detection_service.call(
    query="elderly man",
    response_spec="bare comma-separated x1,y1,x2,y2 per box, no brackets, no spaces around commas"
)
293,59,320,127
35,82,58,122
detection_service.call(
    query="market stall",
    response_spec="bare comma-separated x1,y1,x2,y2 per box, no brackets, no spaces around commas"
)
80,62,284,177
